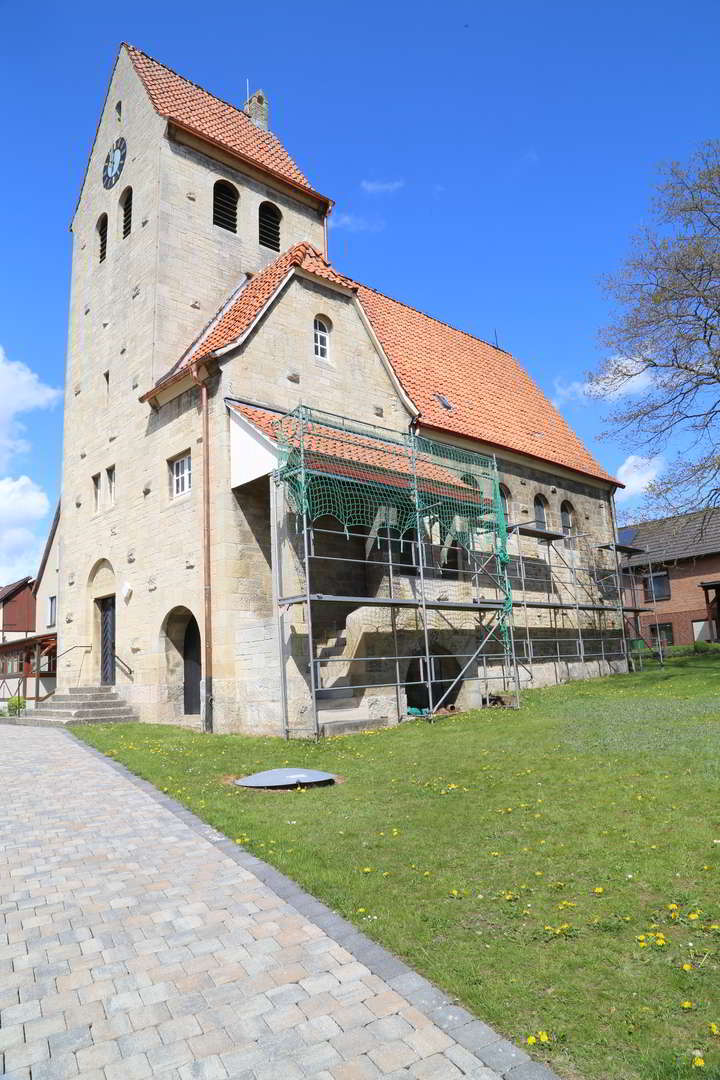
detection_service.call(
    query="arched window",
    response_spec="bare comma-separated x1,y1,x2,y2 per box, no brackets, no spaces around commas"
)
313,316,330,360
534,494,548,531
97,214,108,263
561,500,576,547
258,201,281,250
213,180,238,233
499,484,511,522
120,187,132,238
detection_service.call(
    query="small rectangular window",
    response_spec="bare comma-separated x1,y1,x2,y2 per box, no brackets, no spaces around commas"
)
48,596,57,628
103,370,109,403
171,453,192,498
106,466,115,507
92,473,101,513
643,570,670,602
650,621,674,646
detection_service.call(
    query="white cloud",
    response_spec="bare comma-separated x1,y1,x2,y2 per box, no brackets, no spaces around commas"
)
615,454,664,503
0,346,59,584
361,179,405,195
330,212,385,233
0,476,50,526
552,362,653,410
0,346,61,471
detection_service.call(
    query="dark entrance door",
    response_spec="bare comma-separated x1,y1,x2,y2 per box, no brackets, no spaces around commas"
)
183,617,201,714
99,596,116,685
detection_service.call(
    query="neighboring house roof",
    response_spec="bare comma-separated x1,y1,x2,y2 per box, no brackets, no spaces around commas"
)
620,509,720,567
228,401,491,507
150,242,616,486
0,577,32,605
33,502,60,597
124,45,329,203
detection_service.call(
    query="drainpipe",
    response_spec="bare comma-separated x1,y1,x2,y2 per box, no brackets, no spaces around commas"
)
323,209,330,261
191,363,213,733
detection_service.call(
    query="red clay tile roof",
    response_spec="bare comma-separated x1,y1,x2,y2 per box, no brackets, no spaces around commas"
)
177,243,352,370
354,284,615,485
170,246,615,486
229,403,490,506
124,45,327,202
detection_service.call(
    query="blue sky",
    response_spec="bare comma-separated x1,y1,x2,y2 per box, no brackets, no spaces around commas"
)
1,0,718,582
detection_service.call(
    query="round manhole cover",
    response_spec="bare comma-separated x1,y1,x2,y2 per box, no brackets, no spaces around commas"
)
234,767,336,790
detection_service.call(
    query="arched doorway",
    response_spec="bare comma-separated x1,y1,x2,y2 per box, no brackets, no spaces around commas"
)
405,647,462,711
183,617,201,715
162,607,202,716
88,559,116,686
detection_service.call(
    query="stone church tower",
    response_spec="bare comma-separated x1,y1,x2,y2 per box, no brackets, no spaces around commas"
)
58,45,331,724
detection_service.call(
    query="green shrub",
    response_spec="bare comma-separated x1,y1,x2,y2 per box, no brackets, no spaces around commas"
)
8,696,25,716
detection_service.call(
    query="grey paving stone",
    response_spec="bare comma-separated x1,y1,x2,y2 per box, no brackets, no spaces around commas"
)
0,728,558,1080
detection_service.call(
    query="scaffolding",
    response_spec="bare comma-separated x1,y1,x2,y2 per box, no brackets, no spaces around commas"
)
269,405,655,736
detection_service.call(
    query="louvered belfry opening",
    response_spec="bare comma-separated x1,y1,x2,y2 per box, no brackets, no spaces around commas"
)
121,188,133,238
213,180,238,232
258,201,281,250
97,214,108,263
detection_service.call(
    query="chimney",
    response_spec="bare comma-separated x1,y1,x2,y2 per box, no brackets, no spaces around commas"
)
243,89,269,131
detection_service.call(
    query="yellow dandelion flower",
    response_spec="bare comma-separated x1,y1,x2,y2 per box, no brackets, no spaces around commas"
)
361,867,374,874
692,1057,705,1068
593,886,605,895
527,1035,537,1045
689,912,700,921
709,1021,719,1036
668,903,679,911
683,963,693,971
680,1000,695,1010
539,1031,550,1043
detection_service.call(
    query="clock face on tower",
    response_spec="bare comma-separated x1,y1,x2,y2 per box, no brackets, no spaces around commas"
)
102,137,127,189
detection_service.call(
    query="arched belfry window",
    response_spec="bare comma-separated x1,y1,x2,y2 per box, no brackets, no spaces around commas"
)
213,180,238,233
499,484,511,522
97,214,108,263
534,494,548,531
120,187,132,238
258,201,281,250
313,316,330,360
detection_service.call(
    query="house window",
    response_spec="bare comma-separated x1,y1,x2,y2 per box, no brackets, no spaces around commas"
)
92,473,101,513
97,214,108,263
650,621,674,647
106,466,115,507
213,180,238,233
534,494,548,531
171,453,192,497
115,100,122,121
258,201,281,250
313,316,330,360
644,570,670,602
48,596,57,628
120,187,132,238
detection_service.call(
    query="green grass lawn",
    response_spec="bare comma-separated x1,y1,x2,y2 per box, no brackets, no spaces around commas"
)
74,655,720,1080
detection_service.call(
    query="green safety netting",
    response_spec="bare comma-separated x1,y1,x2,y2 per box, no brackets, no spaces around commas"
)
273,406,512,625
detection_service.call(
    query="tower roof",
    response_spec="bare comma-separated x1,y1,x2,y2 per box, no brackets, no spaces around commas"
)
124,45,329,205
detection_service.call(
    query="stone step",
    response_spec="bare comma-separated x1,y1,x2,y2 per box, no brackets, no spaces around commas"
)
315,687,359,704
319,714,391,738
39,697,135,711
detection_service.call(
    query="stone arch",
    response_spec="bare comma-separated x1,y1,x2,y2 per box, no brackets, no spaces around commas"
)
87,559,117,684
405,644,462,711
160,606,202,716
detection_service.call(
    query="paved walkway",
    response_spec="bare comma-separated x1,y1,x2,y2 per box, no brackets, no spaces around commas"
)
0,725,552,1080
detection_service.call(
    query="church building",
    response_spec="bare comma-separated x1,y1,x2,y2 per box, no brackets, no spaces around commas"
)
49,44,633,735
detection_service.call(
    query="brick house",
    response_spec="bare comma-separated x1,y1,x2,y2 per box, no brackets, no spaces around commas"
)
620,510,720,647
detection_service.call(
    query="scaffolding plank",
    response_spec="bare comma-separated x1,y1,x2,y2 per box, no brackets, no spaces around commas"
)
598,542,647,556
278,592,506,612
508,523,565,541
520,599,651,613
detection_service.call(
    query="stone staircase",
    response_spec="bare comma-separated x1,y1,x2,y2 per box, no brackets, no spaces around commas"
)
19,686,139,727
315,631,394,737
